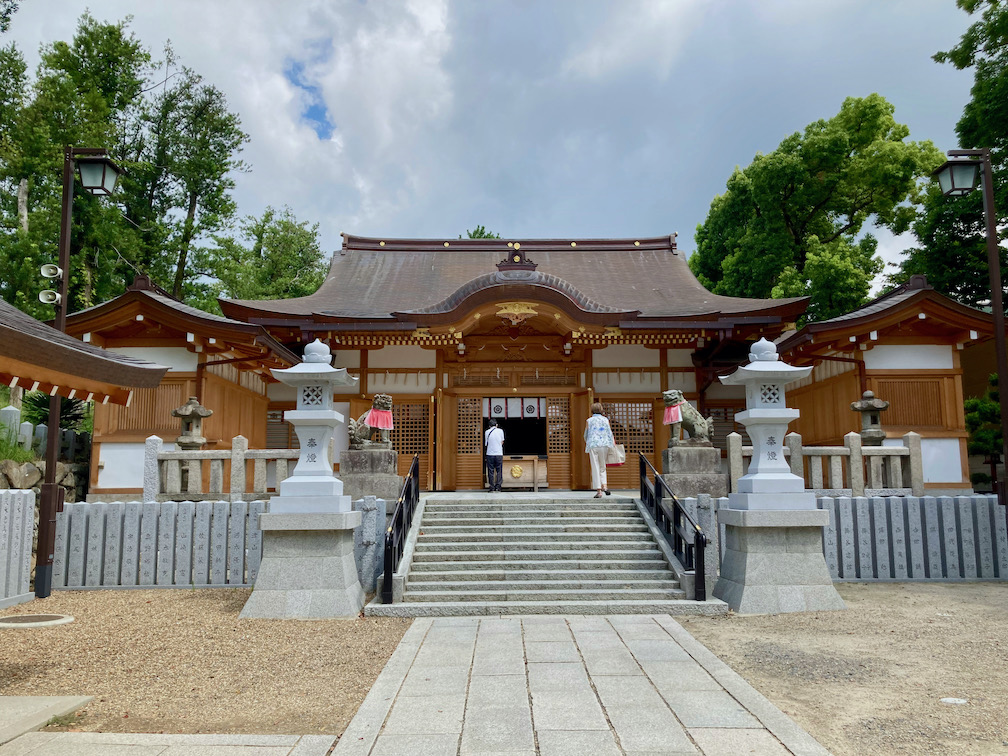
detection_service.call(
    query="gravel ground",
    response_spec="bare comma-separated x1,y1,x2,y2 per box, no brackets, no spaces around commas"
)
0,589,410,735
679,582,1008,756
1,583,1006,754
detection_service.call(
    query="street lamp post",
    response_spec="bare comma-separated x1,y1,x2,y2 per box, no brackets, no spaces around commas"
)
935,148,1007,515
35,146,122,598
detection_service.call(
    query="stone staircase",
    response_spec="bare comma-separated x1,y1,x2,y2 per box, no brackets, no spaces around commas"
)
367,493,722,616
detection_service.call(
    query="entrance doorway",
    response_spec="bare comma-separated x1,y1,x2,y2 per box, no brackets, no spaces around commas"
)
483,397,547,490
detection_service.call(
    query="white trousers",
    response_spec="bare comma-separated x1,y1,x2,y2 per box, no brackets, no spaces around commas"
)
588,446,609,490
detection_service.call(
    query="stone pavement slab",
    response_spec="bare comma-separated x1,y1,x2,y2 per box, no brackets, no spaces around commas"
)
0,732,335,756
0,696,92,746
334,614,832,755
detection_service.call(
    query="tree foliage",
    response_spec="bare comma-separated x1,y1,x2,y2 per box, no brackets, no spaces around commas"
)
191,206,327,312
463,225,501,239
893,1,1008,304
0,13,247,319
0,1,18,34
965,372,1003,486
689,94,942,322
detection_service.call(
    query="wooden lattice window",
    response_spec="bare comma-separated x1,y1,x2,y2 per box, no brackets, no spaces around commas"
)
457,397,482,454
392,402,429,455
547,396,570,454
602,400,653,455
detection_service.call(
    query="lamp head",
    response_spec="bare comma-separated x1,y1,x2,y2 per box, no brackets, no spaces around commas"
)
75,154,124,196
934,158,980,197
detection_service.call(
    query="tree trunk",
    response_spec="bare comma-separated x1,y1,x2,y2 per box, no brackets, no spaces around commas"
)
172,191,198,299
17,178,28,233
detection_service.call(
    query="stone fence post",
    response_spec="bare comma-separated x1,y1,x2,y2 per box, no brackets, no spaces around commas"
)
844,431,864,497
902,431,924,496
230,435,248,502
726,432,743,492
143,435,163,502
785,432,803,478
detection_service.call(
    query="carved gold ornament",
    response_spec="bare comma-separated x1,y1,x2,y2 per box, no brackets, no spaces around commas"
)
510,465,524,478
496,302,538,326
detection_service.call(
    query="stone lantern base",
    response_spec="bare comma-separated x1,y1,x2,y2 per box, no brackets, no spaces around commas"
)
240,511,364,619
341,448,403,515
713,508,845,615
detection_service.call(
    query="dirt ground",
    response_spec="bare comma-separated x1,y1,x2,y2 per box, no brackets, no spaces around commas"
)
0,589,410,735
679,582,1008,756
1,584,1006,754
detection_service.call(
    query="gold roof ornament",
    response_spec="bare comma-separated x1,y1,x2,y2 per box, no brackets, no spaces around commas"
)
496,302,539,326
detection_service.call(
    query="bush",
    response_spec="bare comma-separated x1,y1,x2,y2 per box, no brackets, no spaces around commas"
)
21,392,88,432
0,432,36,464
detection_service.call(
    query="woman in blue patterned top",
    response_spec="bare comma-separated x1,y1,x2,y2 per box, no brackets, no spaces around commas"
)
584,402,615,498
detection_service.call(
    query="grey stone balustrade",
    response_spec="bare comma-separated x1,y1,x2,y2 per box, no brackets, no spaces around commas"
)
727,430,924,498
143,434,299,502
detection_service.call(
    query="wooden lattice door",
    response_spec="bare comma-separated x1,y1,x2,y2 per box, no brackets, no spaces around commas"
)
601,398,655,489
455,396,484,489
391,399,431,487
546,396,571,488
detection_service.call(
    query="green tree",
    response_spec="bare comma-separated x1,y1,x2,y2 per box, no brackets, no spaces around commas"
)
893,1,1008,303
193,206,327,312
965,372,1002,488
0,14,249,317
0,1,18,34
690,94,942,322
462,225,501,239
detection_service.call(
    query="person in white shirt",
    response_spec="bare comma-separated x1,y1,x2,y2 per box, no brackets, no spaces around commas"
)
484,419,505,492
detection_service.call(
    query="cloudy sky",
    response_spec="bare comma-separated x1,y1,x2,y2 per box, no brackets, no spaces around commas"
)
6,1,976,283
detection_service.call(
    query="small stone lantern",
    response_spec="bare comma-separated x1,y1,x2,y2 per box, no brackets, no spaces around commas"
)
851,390,889,446
172,397,212,451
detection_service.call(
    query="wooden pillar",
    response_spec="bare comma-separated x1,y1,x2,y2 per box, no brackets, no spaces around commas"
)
659,348,668,393
359,349,369,398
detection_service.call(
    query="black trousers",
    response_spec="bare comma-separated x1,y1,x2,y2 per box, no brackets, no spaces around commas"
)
486,455,503,491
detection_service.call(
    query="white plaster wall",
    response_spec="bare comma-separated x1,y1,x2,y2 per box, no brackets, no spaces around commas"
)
368,373,436,395
667,349,694,368
863,344,954,370
884,436,963,484
109,346,196,372
592,371,660,394
97,441,175,490
369,345,437,368
331,350,361,369
592,344,660,367
667,372,697,393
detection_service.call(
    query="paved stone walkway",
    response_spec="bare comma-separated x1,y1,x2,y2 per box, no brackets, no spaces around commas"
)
335,615,830,756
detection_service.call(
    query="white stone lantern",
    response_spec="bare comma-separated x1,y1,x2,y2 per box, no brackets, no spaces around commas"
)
714,337,844,614
719,337,814,510
269,339,358,514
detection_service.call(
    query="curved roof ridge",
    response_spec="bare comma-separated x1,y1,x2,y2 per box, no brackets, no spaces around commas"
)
399,270,626,316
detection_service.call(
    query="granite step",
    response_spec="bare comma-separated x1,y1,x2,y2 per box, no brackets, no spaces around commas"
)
416,531,654,543
408,558,671,572
423,502,638,512
406,568,677,582
417,524,645,536
410,548,665,563
412,539,658,552
405,579,680,592
365,599,726,617
402,587,686,602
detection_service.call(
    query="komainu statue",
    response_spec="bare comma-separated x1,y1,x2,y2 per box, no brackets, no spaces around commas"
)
662,389,715,447
348,394,394,449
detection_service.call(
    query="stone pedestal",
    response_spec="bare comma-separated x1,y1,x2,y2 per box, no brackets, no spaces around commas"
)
714,508,845,614
240,512,364,619
340,449,402,515
661,445,728,499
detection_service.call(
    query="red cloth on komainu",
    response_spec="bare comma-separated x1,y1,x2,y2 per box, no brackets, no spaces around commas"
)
364,408,394,429
663,404,682,425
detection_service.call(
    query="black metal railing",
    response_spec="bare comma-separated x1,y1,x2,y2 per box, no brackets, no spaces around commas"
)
639,453,707,601
381,454,421,604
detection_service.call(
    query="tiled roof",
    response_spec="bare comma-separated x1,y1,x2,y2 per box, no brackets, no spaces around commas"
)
221,235,809,324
